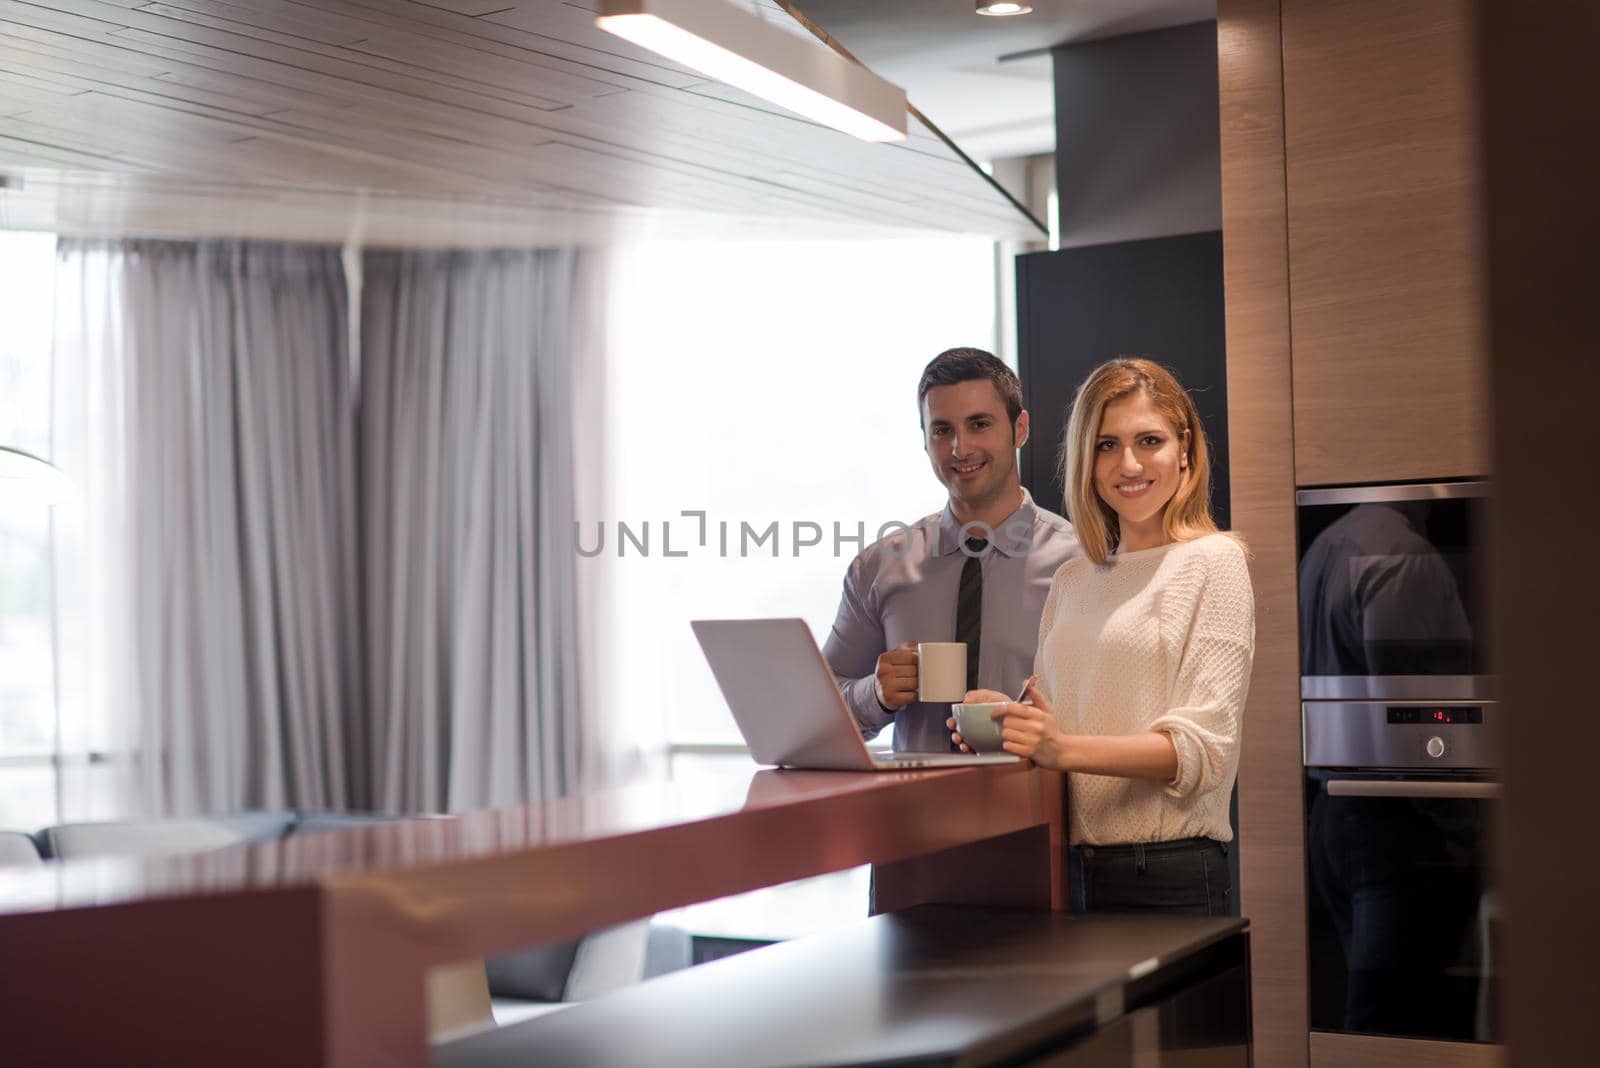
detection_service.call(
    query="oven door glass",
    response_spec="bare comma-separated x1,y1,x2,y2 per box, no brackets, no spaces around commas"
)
1297,482,1488,699
1305,771,1499,1042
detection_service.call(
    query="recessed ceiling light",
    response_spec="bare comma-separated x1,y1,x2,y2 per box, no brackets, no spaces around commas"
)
976,1,1033,15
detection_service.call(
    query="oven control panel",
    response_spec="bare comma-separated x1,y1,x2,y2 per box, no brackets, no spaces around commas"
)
1304,701,1499,769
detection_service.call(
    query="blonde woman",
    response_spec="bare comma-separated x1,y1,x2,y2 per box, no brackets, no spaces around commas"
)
950,358,1254,914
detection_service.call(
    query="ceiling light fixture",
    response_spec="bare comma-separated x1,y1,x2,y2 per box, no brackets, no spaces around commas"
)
597,0,908,142
976,1,1033,14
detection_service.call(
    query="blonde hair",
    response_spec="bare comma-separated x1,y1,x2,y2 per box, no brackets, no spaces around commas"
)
1061,357,1238,565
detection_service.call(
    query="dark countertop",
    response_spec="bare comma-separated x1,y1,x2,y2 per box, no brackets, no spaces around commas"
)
434,906,1250,1067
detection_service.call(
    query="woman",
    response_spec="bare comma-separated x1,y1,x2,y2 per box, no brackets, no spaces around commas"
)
950,358,1254,915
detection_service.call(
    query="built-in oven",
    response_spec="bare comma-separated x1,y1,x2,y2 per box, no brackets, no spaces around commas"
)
1304,700,1500,1044
1297,480,1489,700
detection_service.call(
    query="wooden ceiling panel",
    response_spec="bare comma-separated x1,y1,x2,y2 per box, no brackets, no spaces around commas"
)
0,0,1043,244
111,13,579,113
101,26,554,124
370,1,707,88
424,0,525,16
0,135,115,168
142,0,376,49
343,28,635,102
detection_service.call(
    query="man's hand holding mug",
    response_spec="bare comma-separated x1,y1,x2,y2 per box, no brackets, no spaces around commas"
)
873,641,919,711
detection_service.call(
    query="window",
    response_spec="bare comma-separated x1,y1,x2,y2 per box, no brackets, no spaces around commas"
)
603,237,999,751
0,233,137,828
601,236,999,934
0,231,61,828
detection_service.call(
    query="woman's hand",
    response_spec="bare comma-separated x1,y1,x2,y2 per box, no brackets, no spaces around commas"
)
999,679,1069,769
947,689,1011,753
945,717,967,752
940,687,1004,754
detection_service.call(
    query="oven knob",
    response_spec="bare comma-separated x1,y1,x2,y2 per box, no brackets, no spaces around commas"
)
1426,736,1447,759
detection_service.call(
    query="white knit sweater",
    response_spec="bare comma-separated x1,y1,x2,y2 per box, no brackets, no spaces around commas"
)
1035,533,1255,846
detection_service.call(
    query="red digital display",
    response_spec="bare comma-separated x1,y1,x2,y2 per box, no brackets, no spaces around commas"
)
1387,706,1484,725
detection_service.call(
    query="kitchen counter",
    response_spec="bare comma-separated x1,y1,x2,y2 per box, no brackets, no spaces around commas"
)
435,905,1252,1067
0,763,1066,1066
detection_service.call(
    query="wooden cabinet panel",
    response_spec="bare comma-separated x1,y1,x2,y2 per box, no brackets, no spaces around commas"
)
1218,2,1308,1064
1310,1031,1504,1068
1284,0,1488,485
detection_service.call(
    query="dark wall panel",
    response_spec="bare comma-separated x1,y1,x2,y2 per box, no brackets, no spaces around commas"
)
1053,21,1222,248
1016,231,1230,529
1016,229,1234,907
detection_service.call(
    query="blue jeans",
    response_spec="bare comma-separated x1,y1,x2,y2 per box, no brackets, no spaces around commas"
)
1069,837,1233,916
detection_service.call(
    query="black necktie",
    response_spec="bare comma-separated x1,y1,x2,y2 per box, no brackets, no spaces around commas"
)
954,537,986,749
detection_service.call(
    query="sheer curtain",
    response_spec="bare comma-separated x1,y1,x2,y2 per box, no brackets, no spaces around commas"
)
360,248,609,812
51,240,363,817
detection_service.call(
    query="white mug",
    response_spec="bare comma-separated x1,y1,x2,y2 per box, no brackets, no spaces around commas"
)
916,642,967,703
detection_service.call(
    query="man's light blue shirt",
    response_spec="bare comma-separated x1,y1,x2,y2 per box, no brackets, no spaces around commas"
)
822,490,1079,753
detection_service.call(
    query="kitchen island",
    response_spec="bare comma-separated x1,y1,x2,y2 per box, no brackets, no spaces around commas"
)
0,763,1068,1066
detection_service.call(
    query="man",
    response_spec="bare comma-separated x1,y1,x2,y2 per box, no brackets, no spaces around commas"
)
824,347,1079,753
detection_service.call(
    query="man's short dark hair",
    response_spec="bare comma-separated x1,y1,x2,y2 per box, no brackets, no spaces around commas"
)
917,347,1024,427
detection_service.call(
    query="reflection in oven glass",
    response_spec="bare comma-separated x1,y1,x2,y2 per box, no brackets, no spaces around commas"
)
1299,501,1473,676
1306,781,1498,1041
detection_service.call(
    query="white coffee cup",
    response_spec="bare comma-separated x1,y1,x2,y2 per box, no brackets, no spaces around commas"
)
916,642,967,703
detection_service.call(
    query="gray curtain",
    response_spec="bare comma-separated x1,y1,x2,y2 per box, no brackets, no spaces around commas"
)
360,248,588,812
53,239,364,816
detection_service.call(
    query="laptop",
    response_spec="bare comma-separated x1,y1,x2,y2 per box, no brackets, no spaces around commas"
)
691,617,1020,771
